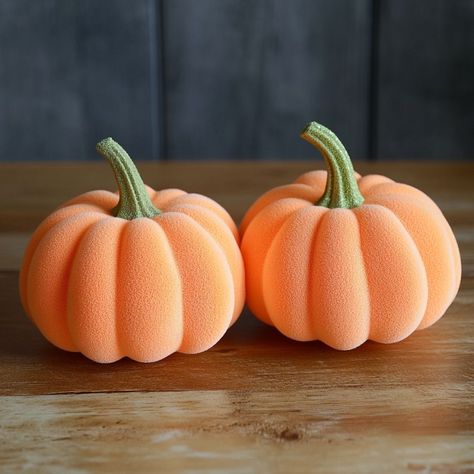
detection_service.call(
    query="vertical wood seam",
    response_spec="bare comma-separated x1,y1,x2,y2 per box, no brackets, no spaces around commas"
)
148,0,159,160
158,0,169,160
149,0,167,161
368,0,380,161
250,0,270,160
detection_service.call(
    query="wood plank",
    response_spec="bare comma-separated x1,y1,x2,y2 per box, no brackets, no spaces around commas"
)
0,0,156,161
1,388,473,473
377,0,474,159
163,0,371,159
0,161,473,231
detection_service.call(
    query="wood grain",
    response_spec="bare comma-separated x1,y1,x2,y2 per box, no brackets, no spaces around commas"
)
1,160,473,231
0,161,473,472
1,388,473,473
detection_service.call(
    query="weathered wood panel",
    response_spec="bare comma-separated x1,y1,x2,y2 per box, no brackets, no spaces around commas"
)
1,0,473,161
376,0,474,159
254,0,371,160
163,0,371,160
0,0,156,161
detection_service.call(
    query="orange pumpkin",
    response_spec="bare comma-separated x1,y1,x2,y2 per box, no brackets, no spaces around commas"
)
241,122,461,350
20,138,245,363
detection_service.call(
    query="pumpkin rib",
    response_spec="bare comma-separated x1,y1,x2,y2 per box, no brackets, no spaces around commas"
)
364,180,462,272
67,217,128,363
368,183,462,294
27,212,105,352
423,217,460,328
357,175,393,196
113,219,127,361
153,215,186,354
62,216,108,353
157,212,235,354
164,204,244,326
20,208,105,321
448,228,462,294
362,181,431,204
20,204,111,316
63,202,112,215
293,170,328,188
67,217,126,362
355,204,428,343
261,201,315,319
263,206,327,340
151,188,187,209
164,193,238,240
406,188,461,292
365,182,462,313
242,198,311,325
240,183,318,235
62,190,118,211
369,194,459,330
149,218,185,357
306,208,330,341
355,208,372,343
20,214,61,317
116,218,183,362
309,209,371,349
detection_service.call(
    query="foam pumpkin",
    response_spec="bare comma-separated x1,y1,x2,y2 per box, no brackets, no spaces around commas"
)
20,138,245,363
240,122,461,350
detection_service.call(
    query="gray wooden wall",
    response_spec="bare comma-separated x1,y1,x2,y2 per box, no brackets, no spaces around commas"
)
0,0,473,161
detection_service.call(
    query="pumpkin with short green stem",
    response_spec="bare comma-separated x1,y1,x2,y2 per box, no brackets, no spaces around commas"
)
20,138,245,363
240,122,461,349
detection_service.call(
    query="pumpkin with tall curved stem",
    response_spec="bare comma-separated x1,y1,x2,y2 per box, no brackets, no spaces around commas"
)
20,138,245,363
240,122,461,349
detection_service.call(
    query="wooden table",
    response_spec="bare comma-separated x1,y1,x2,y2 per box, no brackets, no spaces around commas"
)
1,161,473,473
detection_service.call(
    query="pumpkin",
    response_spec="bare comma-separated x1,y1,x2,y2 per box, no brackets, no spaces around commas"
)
240,122,461,350
19,138,245,363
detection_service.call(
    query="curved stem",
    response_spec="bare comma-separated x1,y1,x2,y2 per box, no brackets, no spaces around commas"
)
96,138,161,219
300,122,364,209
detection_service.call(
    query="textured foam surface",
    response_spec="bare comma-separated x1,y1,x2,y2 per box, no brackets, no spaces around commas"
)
20,187,245,363
241,170,461,350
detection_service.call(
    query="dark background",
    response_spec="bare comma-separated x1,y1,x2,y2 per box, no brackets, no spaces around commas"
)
0,0,473,161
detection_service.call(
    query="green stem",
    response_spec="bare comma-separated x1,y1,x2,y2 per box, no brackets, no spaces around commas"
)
300,122,364,209
96,137,161,219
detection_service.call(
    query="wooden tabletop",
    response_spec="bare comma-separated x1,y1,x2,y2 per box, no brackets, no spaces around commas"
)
1,161,473,473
